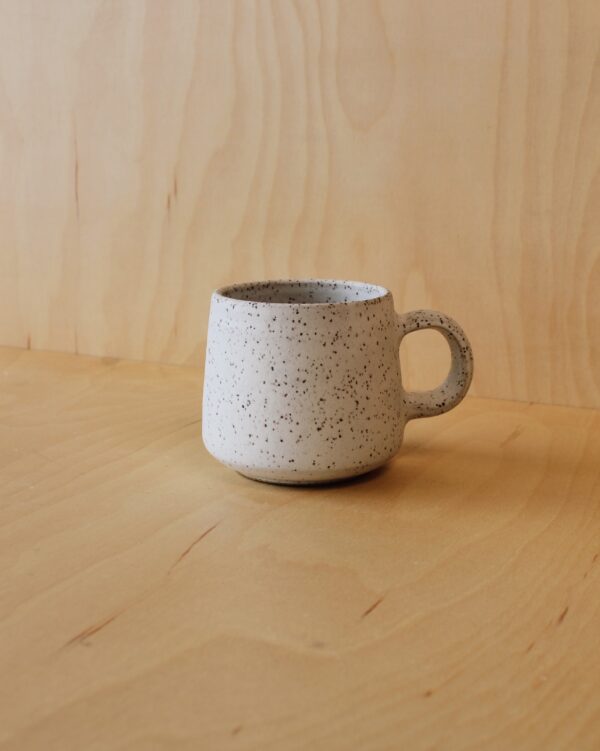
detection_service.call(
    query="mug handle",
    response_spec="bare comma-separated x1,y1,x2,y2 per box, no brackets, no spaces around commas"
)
397,310,474,420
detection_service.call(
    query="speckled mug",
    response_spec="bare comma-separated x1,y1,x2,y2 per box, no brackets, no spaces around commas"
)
202,280,473,484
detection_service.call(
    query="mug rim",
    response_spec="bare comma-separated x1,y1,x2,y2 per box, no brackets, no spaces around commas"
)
214,278,391,307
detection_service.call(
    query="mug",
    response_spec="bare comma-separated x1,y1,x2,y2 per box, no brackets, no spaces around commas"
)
202,279,473,484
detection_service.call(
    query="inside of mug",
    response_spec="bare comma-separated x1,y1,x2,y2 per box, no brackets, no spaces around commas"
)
218,280,388,305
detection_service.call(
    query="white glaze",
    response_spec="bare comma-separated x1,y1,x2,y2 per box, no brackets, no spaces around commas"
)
202,280,473,484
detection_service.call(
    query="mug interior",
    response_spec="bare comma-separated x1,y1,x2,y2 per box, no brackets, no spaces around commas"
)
217,279,388,305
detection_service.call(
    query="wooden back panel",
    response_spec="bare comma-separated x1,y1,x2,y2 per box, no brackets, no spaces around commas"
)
1,1,598,406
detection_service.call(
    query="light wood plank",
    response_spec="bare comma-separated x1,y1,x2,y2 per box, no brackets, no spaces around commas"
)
1,347,599,750
0,1,598,406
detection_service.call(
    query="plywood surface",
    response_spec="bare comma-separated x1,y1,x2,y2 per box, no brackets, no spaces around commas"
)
1,346,600,750
0,1,599,407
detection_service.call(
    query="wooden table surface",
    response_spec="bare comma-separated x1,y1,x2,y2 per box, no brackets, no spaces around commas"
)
1,346,599,751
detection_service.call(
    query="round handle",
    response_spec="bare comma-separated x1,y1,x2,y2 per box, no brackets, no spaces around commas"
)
397,310,473,421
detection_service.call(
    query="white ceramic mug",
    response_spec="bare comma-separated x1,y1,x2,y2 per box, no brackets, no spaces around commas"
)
202,279,473,484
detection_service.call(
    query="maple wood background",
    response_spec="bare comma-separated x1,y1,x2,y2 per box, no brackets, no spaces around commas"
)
1,0,598,407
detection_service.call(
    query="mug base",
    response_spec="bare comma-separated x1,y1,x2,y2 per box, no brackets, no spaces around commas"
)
236,460,387,486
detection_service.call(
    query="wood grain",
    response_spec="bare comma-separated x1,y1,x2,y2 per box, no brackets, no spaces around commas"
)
1,346,600,750
0,1,599,407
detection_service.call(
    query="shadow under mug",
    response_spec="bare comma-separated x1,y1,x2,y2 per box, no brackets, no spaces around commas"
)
202,279,473,484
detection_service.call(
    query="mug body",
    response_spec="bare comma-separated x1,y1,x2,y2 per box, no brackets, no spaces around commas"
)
202,280,406,484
